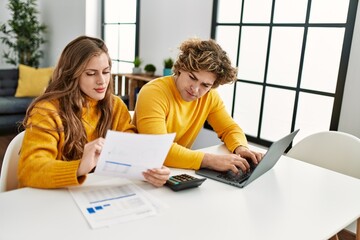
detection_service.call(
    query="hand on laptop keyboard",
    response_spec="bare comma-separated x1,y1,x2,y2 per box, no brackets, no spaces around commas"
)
234,146,264,165
201,153,252,173
220,161,257,183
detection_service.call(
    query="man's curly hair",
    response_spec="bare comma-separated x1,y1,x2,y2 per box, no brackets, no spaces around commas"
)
173,38,238,88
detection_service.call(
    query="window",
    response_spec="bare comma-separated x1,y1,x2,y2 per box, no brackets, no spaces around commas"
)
102,0,140,75
212,0,358,146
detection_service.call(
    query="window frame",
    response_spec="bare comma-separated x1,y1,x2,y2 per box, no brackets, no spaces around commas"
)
101,0,141,71
210,0,358,147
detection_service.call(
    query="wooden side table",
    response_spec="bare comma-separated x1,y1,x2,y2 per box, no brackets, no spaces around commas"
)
112,73,159,110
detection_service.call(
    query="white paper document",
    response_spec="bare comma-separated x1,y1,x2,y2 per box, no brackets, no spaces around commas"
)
95,131,175,180
69,179,158,229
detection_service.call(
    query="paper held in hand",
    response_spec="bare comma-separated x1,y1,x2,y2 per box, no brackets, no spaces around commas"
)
95,130,175,180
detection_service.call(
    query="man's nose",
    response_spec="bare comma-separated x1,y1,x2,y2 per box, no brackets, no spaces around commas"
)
191,83,200,92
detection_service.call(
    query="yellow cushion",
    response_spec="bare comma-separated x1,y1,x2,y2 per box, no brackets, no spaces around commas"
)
15,64,54,97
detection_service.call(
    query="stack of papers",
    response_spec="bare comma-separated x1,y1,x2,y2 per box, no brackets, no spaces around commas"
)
69,178,165,229
69,131,175,229
95,131,176,180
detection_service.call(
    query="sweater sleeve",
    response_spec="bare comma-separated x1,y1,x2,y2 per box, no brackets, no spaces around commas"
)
134,79,204,170
164,143,205,170
17,102,85,189
207,91,248,153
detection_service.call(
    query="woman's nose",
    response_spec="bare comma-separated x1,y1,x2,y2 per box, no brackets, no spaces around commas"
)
96,75,106,85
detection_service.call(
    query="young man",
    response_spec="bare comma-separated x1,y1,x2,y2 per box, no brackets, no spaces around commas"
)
133,38,263,174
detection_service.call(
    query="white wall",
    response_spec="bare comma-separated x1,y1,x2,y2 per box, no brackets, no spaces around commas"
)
85,0,102,38
338,2,360,138
38,0,87,67
140,0,213,76
0,0,99,68
0,0,13,68
1,0,359,141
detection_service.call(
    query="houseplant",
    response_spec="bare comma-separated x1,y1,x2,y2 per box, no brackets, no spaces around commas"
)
0,0,47,68
132,56,142,74
144,64,156,76
163,57,174,76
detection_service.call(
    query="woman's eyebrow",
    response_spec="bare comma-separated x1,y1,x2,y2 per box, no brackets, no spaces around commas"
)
84,66,110,71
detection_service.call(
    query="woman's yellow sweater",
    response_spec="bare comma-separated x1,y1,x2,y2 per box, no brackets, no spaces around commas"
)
134,76,248,170
17,95,135,189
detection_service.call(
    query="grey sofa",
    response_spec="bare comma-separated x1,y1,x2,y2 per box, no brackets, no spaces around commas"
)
0,68,33,135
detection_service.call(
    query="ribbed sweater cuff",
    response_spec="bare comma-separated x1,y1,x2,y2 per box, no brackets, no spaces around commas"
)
193,151,205,170
52,160,85,188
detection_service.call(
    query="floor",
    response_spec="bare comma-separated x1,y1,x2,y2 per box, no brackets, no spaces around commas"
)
337,230,356,240
0,133,357,240
0,133,17,175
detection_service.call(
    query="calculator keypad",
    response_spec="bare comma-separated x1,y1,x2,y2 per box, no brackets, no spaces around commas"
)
166,174,206,191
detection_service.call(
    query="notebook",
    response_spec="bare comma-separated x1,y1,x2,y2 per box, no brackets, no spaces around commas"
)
195,129,299,188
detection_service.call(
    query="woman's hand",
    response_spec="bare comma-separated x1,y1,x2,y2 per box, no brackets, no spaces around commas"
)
77,137,105,177
143,166,170,187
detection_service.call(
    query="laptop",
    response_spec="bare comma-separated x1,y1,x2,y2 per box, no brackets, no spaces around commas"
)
195,129,299,188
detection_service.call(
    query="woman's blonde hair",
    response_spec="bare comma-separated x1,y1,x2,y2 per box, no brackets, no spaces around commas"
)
173,38,237,88
23,36,114,160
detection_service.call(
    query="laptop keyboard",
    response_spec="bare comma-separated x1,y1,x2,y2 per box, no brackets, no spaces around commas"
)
218,170,250,183
217,161,257,183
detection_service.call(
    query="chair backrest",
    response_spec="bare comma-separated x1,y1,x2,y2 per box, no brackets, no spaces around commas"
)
129,110,134,119
287,131,360,179
0,131,25,192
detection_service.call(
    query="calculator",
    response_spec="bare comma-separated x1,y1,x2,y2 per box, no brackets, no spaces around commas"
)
165,174,206,191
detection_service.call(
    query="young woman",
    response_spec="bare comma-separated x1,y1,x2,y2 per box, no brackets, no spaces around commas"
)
133,38,263,174
18,36,170,188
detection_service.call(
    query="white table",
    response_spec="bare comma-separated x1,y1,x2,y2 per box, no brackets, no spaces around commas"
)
1,144,360,240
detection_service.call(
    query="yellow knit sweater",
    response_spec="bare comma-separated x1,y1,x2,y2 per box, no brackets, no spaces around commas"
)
17,95,135,189
134,76,248,170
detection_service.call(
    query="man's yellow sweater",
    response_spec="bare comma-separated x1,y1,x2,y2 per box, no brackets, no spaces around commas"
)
134,76,248,170
17,95,135,189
